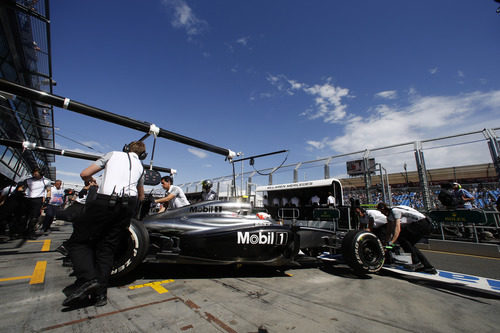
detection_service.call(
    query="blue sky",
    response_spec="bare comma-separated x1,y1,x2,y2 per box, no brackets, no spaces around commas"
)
49,1,500,188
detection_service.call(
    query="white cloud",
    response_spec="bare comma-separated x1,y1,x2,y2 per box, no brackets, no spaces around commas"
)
457,70,465,78
267,74,350,123
306,90,500,167
429,67,438,75
236,36,250,47
375,90,398,100
188,148,208,159
162,0,207,37
306,139,326,150
56,170,81,178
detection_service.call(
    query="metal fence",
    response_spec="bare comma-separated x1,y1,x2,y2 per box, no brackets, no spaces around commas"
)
180,127,500,210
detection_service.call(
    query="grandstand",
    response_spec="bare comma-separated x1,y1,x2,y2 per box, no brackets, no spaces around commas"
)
341,163,499,209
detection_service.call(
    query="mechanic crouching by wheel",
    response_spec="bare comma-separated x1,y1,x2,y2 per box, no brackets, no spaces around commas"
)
376,202,437,274
62,141,146,308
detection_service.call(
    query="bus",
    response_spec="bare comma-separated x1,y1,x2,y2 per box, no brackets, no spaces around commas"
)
255,178,354,230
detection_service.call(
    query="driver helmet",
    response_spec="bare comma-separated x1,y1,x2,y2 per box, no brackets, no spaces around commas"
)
202,179,213,190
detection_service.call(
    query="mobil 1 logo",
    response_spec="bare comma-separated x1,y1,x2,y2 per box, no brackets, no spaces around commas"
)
237,231,288,245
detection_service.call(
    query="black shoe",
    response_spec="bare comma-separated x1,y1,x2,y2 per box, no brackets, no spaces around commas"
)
56,244,69,256
422,267,438,275
62,279,100,307
93,294,107,307
62,283,81,297
404,263,424,272
62,257,73,267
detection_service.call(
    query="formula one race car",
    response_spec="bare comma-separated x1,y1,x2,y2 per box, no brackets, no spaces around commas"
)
110,199,386,279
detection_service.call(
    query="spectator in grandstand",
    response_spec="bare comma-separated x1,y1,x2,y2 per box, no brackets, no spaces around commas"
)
496,195,500,212
155,176,190,209
327,192,336,207
201,179,217,201
42,180,64,233
377,202,437,274
452,182,475,209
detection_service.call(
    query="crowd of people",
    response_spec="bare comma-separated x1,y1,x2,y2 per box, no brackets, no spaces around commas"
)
343,182,500,211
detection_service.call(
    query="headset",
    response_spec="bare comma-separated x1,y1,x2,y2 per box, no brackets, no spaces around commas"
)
123,142,148,160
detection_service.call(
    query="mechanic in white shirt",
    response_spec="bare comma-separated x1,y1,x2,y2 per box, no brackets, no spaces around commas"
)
155,175,190,209
327,192,336,207
310,195,320,206
377,202,436,274
64,141,146,308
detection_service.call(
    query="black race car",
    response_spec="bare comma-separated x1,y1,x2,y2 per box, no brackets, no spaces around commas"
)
111,199,385,279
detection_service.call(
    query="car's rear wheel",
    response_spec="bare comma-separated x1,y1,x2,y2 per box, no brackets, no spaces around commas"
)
111,219,149,280
342,230,384,274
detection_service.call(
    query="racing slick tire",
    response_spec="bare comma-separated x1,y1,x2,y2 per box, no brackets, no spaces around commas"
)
111,219,150,280
341,230,385,274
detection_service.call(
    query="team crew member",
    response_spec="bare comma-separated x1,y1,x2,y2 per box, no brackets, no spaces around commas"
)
63,141,146,307
327,192,336,207
201,179,217,201
42,180,64,233
155,176,190,209
377,202,437,274
23,168,51,239
354,206,387,232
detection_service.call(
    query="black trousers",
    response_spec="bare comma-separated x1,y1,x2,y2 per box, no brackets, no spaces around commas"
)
69,196,137,291
398,218,433,268
26,197,43,235
42,204,62,231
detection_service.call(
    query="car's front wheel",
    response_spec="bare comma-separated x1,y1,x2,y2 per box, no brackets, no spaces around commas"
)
341,230,385,274
111,219,149,280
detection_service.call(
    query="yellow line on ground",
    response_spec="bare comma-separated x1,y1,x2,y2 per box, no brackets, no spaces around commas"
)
41,239,51,252
128,279,174,294
30,261,47,284
0,276,31,282
422,249,500,260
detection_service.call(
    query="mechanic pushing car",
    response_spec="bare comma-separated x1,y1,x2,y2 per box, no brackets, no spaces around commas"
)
377,202,437,274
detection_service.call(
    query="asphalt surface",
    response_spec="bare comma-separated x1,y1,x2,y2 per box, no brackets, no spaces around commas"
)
1,222,499,333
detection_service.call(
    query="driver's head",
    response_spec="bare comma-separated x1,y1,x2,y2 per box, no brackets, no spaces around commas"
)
202,179,213,191
161,176,173,190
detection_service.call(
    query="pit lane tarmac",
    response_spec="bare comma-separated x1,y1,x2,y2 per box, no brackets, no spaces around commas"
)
1,223,499,333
